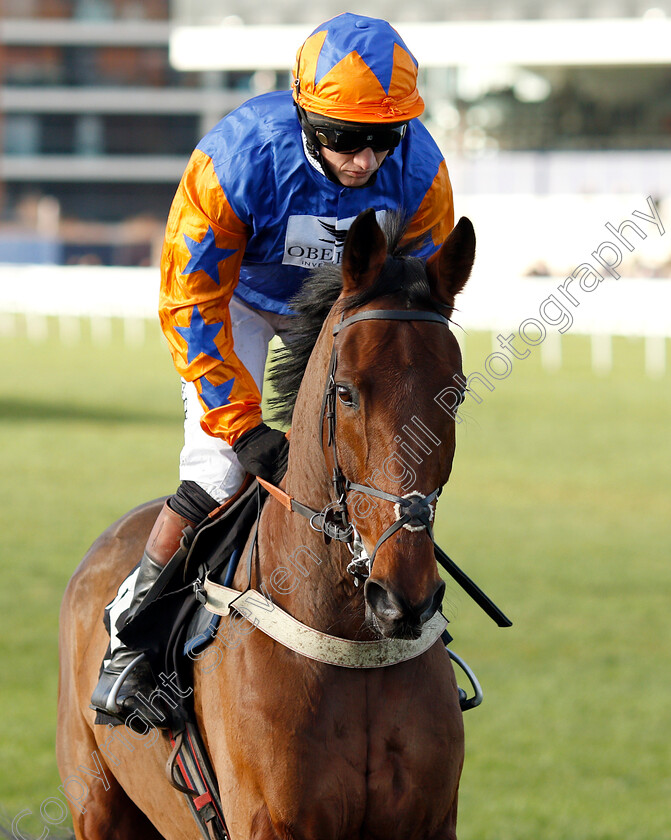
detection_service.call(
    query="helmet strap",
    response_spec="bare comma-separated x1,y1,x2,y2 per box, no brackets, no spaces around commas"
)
295,103,321,160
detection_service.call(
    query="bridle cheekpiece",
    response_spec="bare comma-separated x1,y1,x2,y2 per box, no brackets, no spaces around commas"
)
317,307,451,582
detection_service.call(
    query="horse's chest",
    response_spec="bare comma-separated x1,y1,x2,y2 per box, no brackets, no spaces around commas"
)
217,646,463,840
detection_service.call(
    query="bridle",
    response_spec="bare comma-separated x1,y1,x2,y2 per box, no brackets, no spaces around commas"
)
258,307,450,580
313,307,452,581
256,304,512,627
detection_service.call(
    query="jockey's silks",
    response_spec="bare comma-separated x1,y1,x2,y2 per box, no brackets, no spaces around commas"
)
160,90,454,446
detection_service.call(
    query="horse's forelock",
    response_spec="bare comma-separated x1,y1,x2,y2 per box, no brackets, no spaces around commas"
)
341,254,438,314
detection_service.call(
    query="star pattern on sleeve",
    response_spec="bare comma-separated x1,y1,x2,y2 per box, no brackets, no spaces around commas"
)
198,375,235,410
174,305,224,365
182,226,237,285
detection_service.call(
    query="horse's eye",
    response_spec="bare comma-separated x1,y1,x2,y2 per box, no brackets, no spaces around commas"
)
336,384,355,407
457,389,467,407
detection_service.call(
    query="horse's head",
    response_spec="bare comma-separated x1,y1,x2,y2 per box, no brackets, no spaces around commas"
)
330,209,475,639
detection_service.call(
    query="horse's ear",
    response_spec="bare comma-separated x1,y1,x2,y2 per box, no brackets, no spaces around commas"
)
426,217,475,308
341,208,387,295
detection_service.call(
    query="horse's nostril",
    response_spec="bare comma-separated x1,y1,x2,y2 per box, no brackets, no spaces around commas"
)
419,580,446,626
364,579,404,623
365,578,445,634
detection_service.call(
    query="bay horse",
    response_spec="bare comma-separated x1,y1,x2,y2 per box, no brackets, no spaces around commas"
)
57,208,475,840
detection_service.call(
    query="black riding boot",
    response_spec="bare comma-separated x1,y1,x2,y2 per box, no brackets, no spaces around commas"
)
90,550,167,725
90,500,199,726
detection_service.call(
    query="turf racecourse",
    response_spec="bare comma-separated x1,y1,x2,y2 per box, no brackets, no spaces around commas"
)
1,320,669,839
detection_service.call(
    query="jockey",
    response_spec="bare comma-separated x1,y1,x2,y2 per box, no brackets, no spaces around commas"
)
91,12,455,723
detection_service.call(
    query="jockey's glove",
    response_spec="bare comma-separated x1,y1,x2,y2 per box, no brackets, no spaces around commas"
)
233,422,289,486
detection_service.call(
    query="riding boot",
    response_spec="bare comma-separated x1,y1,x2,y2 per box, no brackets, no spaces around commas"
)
90,502,195,725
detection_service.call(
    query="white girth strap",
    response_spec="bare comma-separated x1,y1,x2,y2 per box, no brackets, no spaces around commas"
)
202,576,447,669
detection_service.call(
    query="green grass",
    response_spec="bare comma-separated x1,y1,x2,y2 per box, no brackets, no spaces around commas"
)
440,332,671,840
1,320,669,838
0,319,183,820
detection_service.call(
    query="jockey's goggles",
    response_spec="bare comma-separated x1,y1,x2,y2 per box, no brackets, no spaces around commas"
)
311,122,407,154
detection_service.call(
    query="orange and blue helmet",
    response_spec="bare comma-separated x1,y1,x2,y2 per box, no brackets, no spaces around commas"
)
292,13,425,126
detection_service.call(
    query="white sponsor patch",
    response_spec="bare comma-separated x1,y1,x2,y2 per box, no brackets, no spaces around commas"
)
283,211,389,269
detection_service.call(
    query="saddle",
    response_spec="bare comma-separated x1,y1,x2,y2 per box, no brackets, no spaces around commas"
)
115,476,263,715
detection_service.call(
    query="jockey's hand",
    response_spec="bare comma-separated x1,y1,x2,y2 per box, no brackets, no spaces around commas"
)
232,423,290,485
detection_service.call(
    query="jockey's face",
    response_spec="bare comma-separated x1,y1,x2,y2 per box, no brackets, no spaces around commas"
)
319,146,388,187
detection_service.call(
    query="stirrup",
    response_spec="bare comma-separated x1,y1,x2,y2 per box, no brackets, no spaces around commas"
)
447,648,483,711
95,652,147,715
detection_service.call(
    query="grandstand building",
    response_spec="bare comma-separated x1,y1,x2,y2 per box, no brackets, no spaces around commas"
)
1,0,670,266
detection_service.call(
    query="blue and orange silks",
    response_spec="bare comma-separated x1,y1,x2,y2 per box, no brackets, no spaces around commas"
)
292,13,425,123
159,90,454,446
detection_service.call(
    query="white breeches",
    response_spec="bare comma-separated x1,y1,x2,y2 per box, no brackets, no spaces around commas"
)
178,295,293,503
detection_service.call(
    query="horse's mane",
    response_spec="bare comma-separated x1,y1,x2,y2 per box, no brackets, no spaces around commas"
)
268,212,446,426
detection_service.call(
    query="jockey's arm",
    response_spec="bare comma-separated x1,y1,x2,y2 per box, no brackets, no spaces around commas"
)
402,158,455,260
159,148,262,447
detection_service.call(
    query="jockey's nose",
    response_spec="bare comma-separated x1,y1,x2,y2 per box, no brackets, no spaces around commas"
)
364,578,445,639
352,147,378,169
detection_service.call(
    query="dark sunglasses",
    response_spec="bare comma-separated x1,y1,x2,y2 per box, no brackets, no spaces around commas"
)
312,123,407,154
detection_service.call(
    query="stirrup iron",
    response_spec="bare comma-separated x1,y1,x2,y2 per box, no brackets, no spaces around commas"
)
447,647,483,712
104,652,147,714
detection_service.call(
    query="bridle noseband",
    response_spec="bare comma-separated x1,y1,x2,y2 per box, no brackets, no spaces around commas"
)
317,307,452,582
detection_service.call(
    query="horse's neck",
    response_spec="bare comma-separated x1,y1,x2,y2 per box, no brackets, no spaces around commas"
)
256,317,365,635
256,501,362,636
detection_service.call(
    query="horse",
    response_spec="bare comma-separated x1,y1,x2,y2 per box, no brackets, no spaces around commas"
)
56,207,475,840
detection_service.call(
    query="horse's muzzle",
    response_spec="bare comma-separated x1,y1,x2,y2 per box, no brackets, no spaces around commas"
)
364,578,446,640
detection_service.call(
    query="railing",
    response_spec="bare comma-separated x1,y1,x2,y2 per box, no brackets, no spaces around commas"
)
0,264,158,345
1,264,669,377
456,275,670,377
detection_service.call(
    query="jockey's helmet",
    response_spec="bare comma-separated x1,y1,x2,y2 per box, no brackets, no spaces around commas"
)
292,13,424,157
